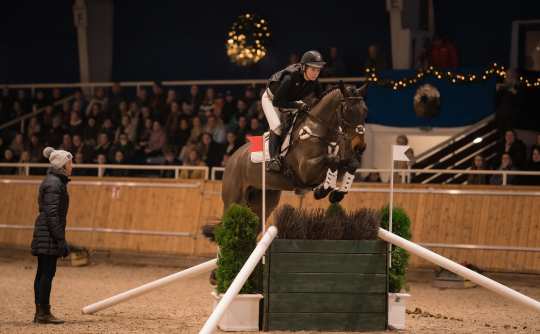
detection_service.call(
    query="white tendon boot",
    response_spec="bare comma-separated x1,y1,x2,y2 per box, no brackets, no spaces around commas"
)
314,169,337,200
339,172,355,193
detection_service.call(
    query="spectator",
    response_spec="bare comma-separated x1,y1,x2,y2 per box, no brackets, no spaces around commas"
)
137,118,153,152
72,134,93,163
145,121,166,156
86,100,103,122
0,136,5,157
243,87,257,111
114,115,132,143
41,105,56,131
166,89,177,106
94,133,112,161
101,118,116,141
247,118,264,136
524,146,540,185
111,133,135,163
161,149,179,178
27,117,42,138
429,36,458,68
234,115,249,144
108,83,125,114
467,155,489,185
364,172,382,183
199,132,222,167
17,150,31,175
59,100,71,122
179,149,206,179
106,151,129,177
365,44,387,72
51,88,62,104
235,99,249,120
222,91,236,124
165,101,182,138
10,133,26,159
72,89,88,112
180,101,194,118
59,134,73,153
1,149,16,174
178,139,198,164
204,115,226,144
495,69,523,132
324,47,346,77
11,101,25,120
45,117,65,148
188,85,202,113
190,116,204,142
33,90,48,109
150,82,166,119
200,87,215,114
83,117,98,147
490,153,517,185
96,153,107,176
223,131,241,157
136,87,149,108
72,152,94,176
67,111,84,136
497,129,527,169
15,89,31,113
28,135,43,162
169,117,191,152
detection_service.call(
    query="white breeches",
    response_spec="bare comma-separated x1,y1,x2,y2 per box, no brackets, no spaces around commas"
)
261,90,282,135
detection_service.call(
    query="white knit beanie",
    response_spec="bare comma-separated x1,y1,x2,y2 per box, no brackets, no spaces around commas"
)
43,147,73,169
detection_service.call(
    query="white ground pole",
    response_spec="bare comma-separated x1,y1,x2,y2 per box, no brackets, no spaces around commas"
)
378,228,540,312
82,258,217,314
199,225,278,334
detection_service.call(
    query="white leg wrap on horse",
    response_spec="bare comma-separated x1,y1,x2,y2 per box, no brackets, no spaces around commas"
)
339,172,355,193
323,169,338,190
261,91,282,135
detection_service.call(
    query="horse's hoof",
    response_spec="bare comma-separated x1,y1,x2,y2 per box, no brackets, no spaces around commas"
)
313,185,333,200
329,190,346,203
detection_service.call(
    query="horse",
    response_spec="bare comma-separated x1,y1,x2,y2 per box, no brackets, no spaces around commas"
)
221,83,368,222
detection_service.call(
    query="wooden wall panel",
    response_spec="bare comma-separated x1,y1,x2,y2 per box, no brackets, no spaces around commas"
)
1,179,539,273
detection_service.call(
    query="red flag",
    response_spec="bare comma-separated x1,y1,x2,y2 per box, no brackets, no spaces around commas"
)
247,136,264,153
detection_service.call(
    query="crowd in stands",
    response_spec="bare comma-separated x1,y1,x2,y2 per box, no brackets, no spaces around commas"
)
0,83,269,178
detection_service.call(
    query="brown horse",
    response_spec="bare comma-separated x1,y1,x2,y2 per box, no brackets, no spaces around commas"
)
222,84,368,221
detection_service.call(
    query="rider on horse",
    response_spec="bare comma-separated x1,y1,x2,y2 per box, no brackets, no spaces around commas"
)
262,50,326,172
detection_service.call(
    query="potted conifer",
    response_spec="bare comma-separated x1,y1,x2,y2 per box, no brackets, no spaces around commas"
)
380,206,412,330
212,204,263,331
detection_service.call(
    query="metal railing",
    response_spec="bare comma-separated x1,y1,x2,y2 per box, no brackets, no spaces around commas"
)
1,163,540,186
0,162,209,180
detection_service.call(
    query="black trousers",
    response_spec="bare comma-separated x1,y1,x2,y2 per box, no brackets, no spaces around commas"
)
34,255,58,305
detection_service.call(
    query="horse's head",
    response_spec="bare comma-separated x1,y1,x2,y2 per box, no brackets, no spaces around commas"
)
338,82,368,157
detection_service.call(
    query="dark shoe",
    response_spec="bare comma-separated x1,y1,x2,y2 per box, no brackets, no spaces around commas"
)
329,190,346,203
36,305,64,324
33,304,39,323
313,184,333,200
266,158,282,172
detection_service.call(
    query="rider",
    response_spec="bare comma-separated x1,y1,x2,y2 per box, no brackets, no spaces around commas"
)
262,50,326,172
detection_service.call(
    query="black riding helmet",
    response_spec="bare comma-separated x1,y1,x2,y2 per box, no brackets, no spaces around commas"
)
300,50,326,68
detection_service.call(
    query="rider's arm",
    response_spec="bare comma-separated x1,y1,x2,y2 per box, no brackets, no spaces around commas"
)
273,74,304,110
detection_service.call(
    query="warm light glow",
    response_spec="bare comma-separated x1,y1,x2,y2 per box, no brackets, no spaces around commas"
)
473,137,483,144
226,13,270,66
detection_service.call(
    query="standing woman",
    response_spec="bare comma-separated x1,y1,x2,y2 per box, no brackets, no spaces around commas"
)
31,147,72,324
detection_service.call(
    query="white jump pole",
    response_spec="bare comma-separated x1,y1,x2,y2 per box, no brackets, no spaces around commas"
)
199,225,278,334
378,228,540,312
82,258,217,315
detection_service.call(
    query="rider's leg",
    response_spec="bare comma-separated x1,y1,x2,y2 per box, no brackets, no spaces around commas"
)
262,91,283,171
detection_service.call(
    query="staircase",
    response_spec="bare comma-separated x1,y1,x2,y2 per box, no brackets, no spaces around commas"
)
411,115,500,184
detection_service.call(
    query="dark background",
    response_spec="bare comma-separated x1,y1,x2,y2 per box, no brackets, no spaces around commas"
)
1,0,540,83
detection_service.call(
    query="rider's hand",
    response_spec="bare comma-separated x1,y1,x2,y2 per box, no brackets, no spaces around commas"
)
297,101,310,113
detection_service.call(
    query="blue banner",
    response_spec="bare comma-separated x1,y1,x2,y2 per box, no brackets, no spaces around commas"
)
366,70,495,127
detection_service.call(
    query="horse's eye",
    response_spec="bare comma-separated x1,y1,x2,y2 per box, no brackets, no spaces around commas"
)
355,125,365,135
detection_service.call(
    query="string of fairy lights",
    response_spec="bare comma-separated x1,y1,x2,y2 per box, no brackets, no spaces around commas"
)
226,13,270,66
365,63,540,90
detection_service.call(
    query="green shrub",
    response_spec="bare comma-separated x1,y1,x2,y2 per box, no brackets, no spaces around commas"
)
380,206,412,293
214,204,261,294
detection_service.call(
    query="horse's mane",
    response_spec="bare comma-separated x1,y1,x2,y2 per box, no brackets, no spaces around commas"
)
319,86,341,99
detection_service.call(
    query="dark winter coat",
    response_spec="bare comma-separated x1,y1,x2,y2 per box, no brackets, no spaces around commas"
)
31,168,70,257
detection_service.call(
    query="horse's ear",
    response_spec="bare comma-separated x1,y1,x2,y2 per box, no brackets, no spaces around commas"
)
338,80,348,97
356,84,367,97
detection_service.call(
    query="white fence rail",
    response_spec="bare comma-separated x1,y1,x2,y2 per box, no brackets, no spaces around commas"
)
1,163,540,185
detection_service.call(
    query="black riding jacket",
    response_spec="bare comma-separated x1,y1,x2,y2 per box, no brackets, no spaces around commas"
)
268,64,323,110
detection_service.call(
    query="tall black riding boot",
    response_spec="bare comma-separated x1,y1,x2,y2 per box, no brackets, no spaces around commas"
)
266,132,283,172
33,304,39,323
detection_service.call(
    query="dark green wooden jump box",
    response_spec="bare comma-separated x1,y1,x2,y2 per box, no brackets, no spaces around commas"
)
263,239,388,332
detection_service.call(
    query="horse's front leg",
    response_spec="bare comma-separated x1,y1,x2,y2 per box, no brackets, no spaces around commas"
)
329,158,359,203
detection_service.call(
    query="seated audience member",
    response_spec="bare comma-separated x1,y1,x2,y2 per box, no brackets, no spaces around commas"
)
83,117,99,147
94,133,112,161
189,116,204,142
496,129,526,169
59,134,73,153
114,115,132,143
524,145,540,185
45,117,65,148
247,118,264,136
468,155,489,185
179,149,206,179
490,153,517,185
28,135,44,162
169,118,191,152
161,149,179,178
67,111,84,136
101,118,116,141
17,151,31,175
10,133,26,159
364,172,382,183
96,153,107,177
111,133,135,163
27,117,42,138
1,149,17,174
145,121,166,157
72,152,95,176
204,115,226,144
178,139,199,164
223,132,241,157
72,134,93,162
233,115,249,144
106,151,129,177
199,132,222,167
